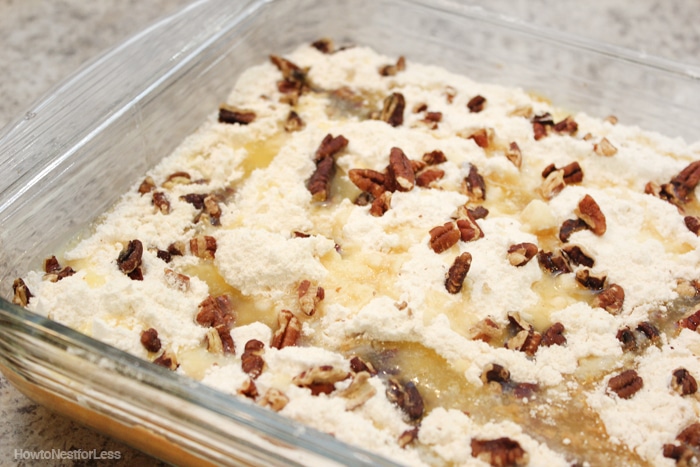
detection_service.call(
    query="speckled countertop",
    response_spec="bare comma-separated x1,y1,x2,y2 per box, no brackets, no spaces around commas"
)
0,1,698,466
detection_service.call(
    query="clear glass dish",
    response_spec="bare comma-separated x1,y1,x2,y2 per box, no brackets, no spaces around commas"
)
1,0,699,465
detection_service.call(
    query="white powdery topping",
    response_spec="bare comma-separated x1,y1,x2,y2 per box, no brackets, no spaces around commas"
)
587,330,700,465
214,229,334,297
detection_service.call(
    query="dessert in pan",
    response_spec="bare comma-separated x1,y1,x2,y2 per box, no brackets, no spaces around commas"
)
13,39,700,466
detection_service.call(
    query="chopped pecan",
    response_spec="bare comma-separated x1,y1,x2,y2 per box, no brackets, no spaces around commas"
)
552,116,578,135
202,195,222,226
561,244,594,267
671,368,698,396
259,388,289,412
195,294,235,328
12,278,33,306
168,241,186,257
593,284,625,314
679,308,700,331
348,168,386,198
269,54,307,83
386,378,424,421
206,326,235,354
138,176,156,195
677,423,700,447
455,206,484,242
470,317,503,343
422,111,442,128
467,95,487,113
162,171,192,189
671,160,700,203
444,86,457,103
469,206,490,220
464,165,486,201
575,269,607,290
42,256,75,282
532,121,548,141
369,192,392,217
429,222,460,253
605,115,619,125
307,156,336,202
685,216,700,235
467,128,493,149
506,242,538,267
152,192,171,214
505,142,522,168
380,92,405,127
284,110,304,132
542,161,583,184
445,252,472,294
537,250,571,275
539,169,566,200
337,371,377,410
293,365,350,395
416,167,445,187
675,278,698,298
506,313,541,356
218,104,256,125
153,349,178,370
481,363,511,387
576,194,606,235
238,379,258,399
164,268,190,292
379,55,406,76
117,239,143,275
559,218,589,243
387,147,415,192
398,427,419,449
311,37,334,54
349,356,377,375
594,137,618,156
422,149,447,165
636,321,660,343
471,437,528,467
541,322,566,347
241,339,266,379
271,309,301,349
314,133,349,163
44,256,61,273
180,193,207,209
616,327,637,352
298,280,324,316
190,235,217,260
607,369,643,399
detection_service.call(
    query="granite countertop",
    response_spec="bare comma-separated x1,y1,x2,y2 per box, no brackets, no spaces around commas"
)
0,1,698,466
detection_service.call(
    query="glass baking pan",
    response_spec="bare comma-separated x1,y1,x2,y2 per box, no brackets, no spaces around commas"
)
1,0,699,465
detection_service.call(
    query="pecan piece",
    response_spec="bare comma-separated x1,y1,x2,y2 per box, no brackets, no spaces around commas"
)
506,313,542,356
616,327,637,352
467,95,487,113
337,371,377,410
594,137,618,156
42,256,75,282
311,37,334,54
464,165,486,201
469,205,490,220
238,379,258,399
380,92,405,127
685,216,700,235
671,368,698,396
298,279,324,316
470,317,503,343
153,349,179,370
539,169,566,200
387,147,415,192
379,55,406,76
506,242,538,267
386,378,424,421
636,321,660,343
542,161,583,184
398,427,419,449
559,218,589,243
138,176,156,195
541,322,566,347
152,192,170,214
416,167,445,188
164,268,190,292
190,235,217,260
180,193,207,209
12,278,32,306
348,168,386,198
679,308,700,331
467,128,493,149
369,192,392,217
576,194,606,235
195,295,235,328
218,104,256,125
293,365,350,395
422,149,447,165
259,388,289,412
471,437,528,467
140,328,162,353
505,142,522,168
349,356,377,375
593,283,625,314
671,160,700,203
552,116,578,135
445,252,472,294
307,156,336,202
481,363,511,387
314,133,349,163
162,171,192,189
575,269,607,291
271,309,301,349
537,250,571,275
677,423,700,447
607,369,643,399
429,222,460,253
241,339,266,379
117,240,143,275
284,110,304,132
561,244,594,267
